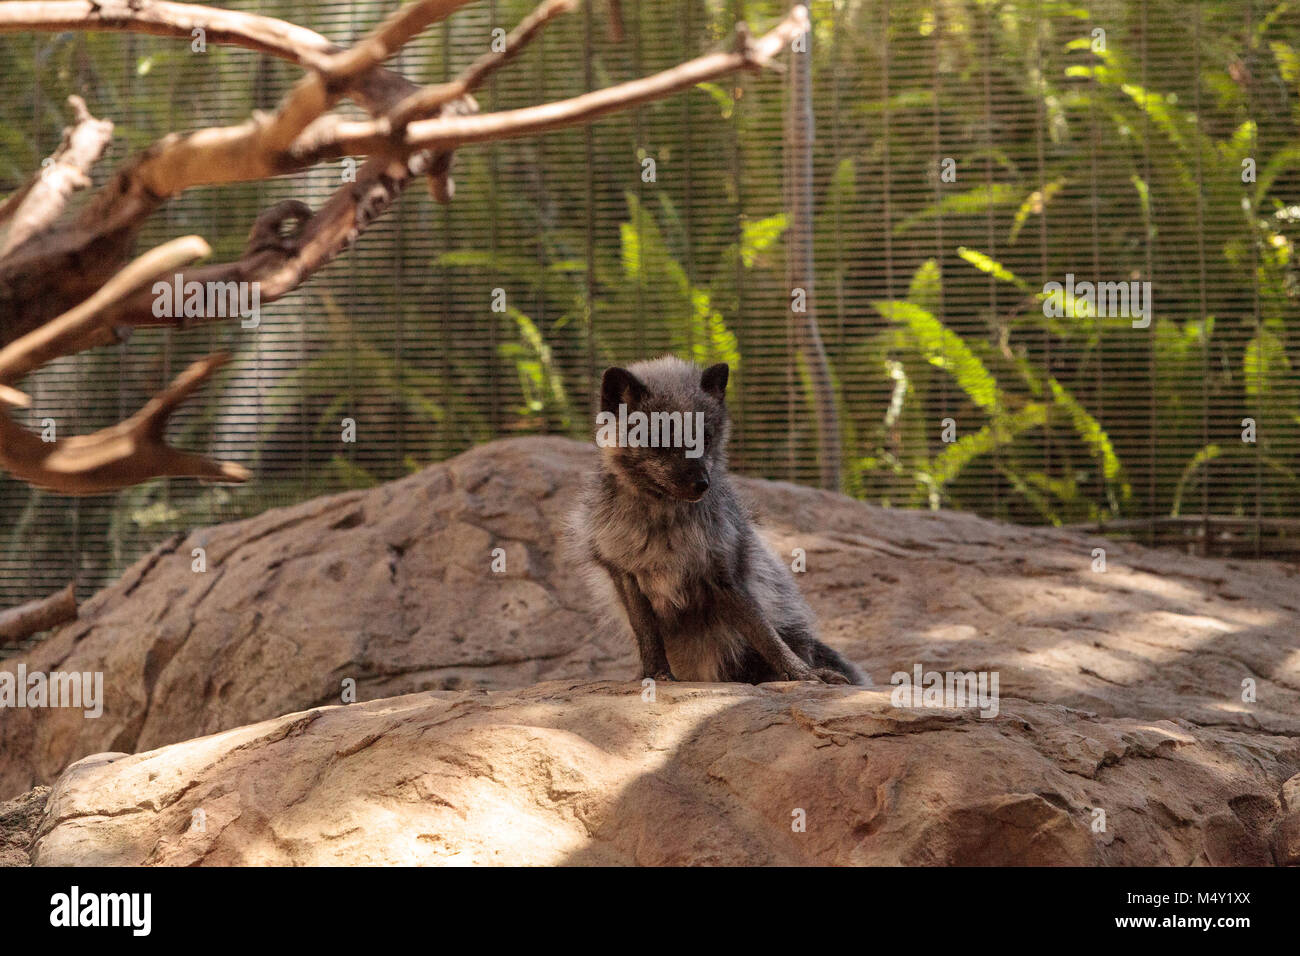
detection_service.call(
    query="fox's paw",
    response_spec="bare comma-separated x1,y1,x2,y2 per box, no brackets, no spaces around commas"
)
642,670,676,682
813,667,852,685
778,665,818,682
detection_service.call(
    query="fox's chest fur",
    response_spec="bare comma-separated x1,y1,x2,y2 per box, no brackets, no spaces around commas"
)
597,506,709,611
587,490,749,680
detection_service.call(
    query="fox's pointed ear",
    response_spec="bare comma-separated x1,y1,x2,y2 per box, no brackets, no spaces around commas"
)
701,363,729,401
601,367,646,414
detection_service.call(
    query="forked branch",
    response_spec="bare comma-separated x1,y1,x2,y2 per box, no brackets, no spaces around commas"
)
0,236,251,493
0,1,810,495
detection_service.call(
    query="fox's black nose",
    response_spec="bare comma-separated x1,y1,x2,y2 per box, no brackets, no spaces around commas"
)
691,476,710,496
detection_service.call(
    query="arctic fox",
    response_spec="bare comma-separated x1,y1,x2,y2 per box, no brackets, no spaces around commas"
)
569,356,862,685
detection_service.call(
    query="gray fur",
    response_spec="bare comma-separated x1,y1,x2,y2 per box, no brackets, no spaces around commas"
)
568,355,863,685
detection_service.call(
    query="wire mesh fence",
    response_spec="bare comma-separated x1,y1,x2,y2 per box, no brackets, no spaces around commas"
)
2,0,1299,609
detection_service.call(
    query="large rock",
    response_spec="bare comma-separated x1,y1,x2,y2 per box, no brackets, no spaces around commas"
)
1,437,607,797
0,786,47,867
4,435,1300,804
28,681,1300,866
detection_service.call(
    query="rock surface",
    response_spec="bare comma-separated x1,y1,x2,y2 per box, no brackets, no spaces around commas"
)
4,435,1300,864
0,786,47,867
28,681,1300,866
4,435,1299,802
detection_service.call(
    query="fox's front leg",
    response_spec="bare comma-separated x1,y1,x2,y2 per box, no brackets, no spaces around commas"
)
608,569,675,681
718,588,824,682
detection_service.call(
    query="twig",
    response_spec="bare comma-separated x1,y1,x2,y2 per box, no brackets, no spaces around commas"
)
295,8,808,161
387,0,577,130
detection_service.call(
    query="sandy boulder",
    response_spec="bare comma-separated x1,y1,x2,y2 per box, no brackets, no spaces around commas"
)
5,436,1300,797
28,680,1300,866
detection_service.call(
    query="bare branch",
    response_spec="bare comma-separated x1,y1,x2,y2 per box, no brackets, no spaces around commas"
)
0,383,28,408
0,351,249,494
0,1,337,68
55,0,467,195
387,0,577,201
10,4,805,341
388,0,577,130
289,8,810,164
0,2,799,346
57,0,583,331
0,235,248,494
0,0,808,495
0,179,34,225
65,0,553,201
105,152,435,330
0,0,431,348
0,235,210,391
0,0,423,114
0,96,113,256
116,0,473,198
67,6,800,338
325,0,474,83
249,0,479,157
90,4,806,198
0,582,76,645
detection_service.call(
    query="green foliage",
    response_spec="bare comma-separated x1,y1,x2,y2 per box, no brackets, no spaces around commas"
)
854,259,1129,520
499,308,574,431
4,0,1300,604
873,298,1000,412
831,0,1300,523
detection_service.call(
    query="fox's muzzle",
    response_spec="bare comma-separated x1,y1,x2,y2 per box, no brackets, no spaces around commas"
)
670,463,710,502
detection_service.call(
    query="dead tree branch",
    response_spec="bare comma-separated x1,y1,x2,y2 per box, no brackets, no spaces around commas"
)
0,582,76,644
0,96,113,256
0,0,434,347
387,0,577,130
0,1,809,495
0,1,339,65
0,236,251,493
0,2,427,122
